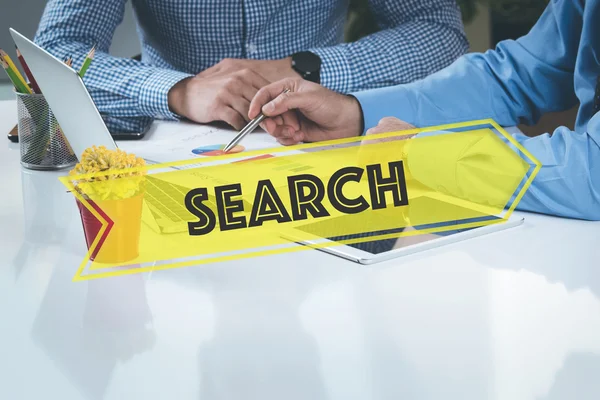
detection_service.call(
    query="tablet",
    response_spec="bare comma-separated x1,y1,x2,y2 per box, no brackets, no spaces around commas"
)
283,196,524,264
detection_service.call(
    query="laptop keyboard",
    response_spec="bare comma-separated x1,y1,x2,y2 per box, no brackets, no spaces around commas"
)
144,176,252,226
145,176,196,223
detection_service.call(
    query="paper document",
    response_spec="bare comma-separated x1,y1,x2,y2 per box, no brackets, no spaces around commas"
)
117,120,282,164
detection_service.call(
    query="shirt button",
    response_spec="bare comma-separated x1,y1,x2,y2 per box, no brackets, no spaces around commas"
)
246,43,257,54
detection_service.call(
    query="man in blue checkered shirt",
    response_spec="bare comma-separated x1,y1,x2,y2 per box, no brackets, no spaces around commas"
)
34,0,468,133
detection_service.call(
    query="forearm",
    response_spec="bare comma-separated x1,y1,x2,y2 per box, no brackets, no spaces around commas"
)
34,38,191,121
353,0,580,131
34,0,192,123
309,0,468,93
502,120,600,220
405,121,600,221
354,38,577,132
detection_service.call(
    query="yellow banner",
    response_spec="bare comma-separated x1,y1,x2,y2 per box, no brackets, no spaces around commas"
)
60,120,540,281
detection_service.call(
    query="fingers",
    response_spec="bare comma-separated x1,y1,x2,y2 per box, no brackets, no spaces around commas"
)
261,91,314,118
199,58,238,78
281,110,300,131
380,117,406,125
366,117,417,136
227,96,252,124
249,78,303,119
215,69,270,128
271,125,304,145
220,69,269,104
239,69,270,99
225,70,269,121
363,118,418,146
260,118,277,134
218,107,246,131
277,136,303,146
239,83,261,103
365,126,383,135
260,110,299,135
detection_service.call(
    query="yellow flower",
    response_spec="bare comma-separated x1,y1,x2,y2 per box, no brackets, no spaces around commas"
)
70,145,147,201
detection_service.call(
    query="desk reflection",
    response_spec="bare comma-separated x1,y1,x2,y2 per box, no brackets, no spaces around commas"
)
13,168,78,278
32,259,155,400
192,260,335,400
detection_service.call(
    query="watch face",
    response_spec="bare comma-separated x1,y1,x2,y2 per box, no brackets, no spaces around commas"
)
293,52,321,72
292,51,321,83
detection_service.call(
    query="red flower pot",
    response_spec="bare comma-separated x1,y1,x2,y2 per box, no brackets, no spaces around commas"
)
76,194,144,264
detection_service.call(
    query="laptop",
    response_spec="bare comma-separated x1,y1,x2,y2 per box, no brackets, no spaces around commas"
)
9,28,223,234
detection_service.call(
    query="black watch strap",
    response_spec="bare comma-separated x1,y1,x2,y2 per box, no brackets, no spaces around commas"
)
291,51,321,84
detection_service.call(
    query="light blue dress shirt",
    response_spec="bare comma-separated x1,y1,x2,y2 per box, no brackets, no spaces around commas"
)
354,0,600,221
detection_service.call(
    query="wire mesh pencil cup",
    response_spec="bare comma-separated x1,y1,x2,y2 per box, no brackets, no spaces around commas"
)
16,91,77,170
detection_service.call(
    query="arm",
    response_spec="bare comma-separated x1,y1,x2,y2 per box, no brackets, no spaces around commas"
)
354,0,598,220
352,0,579,129
34,0,192,132
500,120,600,221
308,0,469,93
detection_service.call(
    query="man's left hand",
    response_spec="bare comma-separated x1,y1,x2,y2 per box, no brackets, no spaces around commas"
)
199,58,300,83
366,117,417,136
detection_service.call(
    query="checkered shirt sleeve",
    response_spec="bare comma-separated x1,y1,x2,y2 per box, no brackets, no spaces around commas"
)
311,0,468,93
34,0,468,133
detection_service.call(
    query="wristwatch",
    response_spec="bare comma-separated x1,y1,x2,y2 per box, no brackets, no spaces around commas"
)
291,51,321,84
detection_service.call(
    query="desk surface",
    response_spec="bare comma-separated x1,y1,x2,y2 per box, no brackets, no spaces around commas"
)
1,99,599,400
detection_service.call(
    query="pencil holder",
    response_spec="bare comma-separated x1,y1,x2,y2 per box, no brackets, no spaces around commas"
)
16,91,77,170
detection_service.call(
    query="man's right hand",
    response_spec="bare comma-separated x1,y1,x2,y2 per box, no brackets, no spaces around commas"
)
168,69,270,130
248,78,364,145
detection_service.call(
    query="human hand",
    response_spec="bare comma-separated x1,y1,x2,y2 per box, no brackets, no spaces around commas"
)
366,117,417,137
167,68,270,130
199,58,300,84
248,78,364,145
355,116,417,173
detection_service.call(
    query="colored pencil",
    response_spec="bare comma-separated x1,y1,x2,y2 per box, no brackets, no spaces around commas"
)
0,54,31,94
78,45,95,78
15,47,41,93
0,55,15,90
0,49,31,94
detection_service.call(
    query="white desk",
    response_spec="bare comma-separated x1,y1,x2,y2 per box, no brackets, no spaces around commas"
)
1,99,599,400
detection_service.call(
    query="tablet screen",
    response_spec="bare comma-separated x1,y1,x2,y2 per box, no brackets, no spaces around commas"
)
294,197,503,256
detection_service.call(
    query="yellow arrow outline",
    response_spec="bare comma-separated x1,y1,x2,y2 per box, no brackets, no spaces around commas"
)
60,119,540,281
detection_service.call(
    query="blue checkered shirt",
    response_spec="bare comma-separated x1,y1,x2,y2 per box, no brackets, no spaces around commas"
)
34,0,468,133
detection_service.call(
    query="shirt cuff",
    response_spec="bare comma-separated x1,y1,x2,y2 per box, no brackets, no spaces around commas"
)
138,69,193,120
308,46,353,94
351,86,417,135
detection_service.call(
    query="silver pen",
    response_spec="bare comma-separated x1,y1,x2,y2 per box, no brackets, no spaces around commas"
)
223,88,291,153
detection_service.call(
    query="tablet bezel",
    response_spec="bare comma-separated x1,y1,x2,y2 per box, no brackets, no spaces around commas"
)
281,211,524,265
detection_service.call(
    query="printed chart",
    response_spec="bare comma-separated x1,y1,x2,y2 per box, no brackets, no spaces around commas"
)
191,144,245,156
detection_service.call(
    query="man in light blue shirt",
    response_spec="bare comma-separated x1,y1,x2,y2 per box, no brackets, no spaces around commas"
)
33,0,467,133
248,0,600,221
